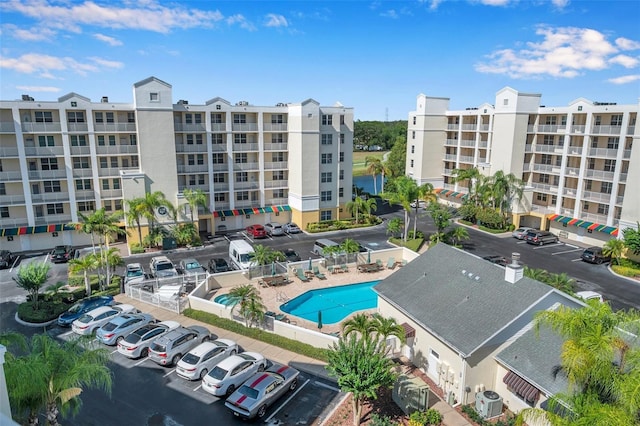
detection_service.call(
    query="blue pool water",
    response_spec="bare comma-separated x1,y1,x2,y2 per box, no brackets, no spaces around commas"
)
280,281,379,324
214,294,231,305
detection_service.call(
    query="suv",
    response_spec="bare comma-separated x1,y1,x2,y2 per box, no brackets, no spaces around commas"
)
208,258,230,273
51,245,76,263
581,247,611,264
148,325,211,366
124,263,146,285
179,258,205,280
264,223,284,236
149,256,178,278
0,250,16,269
524,230,559,246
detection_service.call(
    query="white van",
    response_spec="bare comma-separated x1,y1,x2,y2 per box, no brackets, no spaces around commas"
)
313,238,340,256
229,240,255,270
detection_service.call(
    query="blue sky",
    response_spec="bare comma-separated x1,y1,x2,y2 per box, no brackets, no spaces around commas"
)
1,0,639,120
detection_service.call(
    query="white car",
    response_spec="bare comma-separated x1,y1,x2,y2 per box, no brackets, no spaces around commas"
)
124,263,146,285
117,320,181,359
71,304,138,336
576,291,604,303
264,223,285,237
410,200,428,209
201,352,267,397
176,338,239,381
512,227,534,240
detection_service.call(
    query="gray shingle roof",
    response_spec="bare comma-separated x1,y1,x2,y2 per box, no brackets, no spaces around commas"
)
374,243,553,356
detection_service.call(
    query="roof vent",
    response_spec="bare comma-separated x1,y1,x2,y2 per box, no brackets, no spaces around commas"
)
101,96,109,103
22,94,34,101
276,103,286,107
236,101,249,106
505,252,524,284
178,99,189,105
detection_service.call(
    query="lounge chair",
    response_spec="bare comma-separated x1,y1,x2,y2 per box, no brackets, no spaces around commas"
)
376,259,383,269
340,264,349,273
295,268,310,282
313,266,326,279
327,265,336,274
387,257,396,269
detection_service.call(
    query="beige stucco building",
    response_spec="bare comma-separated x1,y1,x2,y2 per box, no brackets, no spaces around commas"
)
0,77,353,252
406,87,639,246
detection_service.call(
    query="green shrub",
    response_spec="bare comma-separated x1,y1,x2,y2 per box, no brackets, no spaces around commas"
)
476,208,504,229
17,300,72,323
389,237,424,252
182,309,330,362
130,243,145,254
611,264,640,278
409,409,442,425
478,225,510,234
370,413,397,426
408,230,425,239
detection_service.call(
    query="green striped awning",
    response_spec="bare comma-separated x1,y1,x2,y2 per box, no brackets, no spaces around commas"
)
212,205,291,218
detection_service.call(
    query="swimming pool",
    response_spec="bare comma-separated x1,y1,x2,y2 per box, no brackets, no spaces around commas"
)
214,294,232,305
279,281,379,324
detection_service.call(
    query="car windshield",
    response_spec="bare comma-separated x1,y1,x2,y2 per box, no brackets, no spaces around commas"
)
208,366,228,380
127,269,143,277
236,385,259,400
102,322,118,331
77,314,92,323
124,333,142,343
150,342,166,353
185,262,200,270
156,263,173,271
239,253,255,263
53,248,66,254
67,303,84,313
181,353,200,365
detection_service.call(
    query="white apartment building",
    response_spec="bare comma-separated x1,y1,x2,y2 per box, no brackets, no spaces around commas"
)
406,87,639,247
0,77,353,252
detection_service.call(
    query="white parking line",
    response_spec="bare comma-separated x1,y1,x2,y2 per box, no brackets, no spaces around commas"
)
516,241,528,244
163,369,176,378
314,380,340,392
533,244,563,250
551,248,583,255
134,358,149,366
193,384,202,392
264,378,310,423
59,330,75,338
564,244,579,249
111,349,119,354
571,258,584,262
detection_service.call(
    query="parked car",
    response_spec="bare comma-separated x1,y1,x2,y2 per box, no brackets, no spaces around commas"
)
524,230,559,246
148,325,211,366
57,295,115,327
482,255,509,267
71,304,138,336
246,225,267,239
282,249,301,263
149,255,178,278
176,338,239,381
264,223,285,237
201,352,267,397
225,363,300,420
0,250,16,269
580,247,611,264
96,313,155,345
410,200,428,209
575,291,604,303
117,320,181,359
124,263,146,285
208,258,231,273
512,227,534,240
50,245,76,263
179,258,206,280
283,223,301,234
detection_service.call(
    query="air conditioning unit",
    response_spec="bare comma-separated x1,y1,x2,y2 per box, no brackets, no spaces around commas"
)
236,101,249,106
392,374,431,415
475,390,502,419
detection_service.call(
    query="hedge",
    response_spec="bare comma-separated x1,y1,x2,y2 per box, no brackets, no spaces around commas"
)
17,300,72,323
182,308,330,362
389,237,424,252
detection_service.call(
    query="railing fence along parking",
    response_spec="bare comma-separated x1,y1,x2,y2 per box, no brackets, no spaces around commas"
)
125,274,201,313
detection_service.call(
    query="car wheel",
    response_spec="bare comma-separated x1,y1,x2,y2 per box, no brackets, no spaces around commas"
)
289,378,298,391
230,349,237,355
172,354,182,366
258,363,265,372
202,335,210,342
116,336,124,344
140,348,149,358
539,241,544,246
225,384,235,396
199,369,208,380
257,404,267,418
597,258,603,265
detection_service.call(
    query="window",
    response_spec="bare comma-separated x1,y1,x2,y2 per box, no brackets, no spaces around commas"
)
212,153,224,164
189,175,196,185
236,191,249,201
235,172,248,182
555,156,562,167
97,135,105,146
233,114,246,124
38,135,54,146
322,114,333,125
194,114,202,124
150,92,159,102
411,145,415,154
413,116,416,125
598,204,609,215
271,114,284,124
75,179,91,190
412,131,415,139
339,187,344,197
0,183,5,195
410,159,414,167
585,180,592,190
339,152,344,162
212,134,224,144
187,155,195,166
77,201,95,212
196,154,204,165
339,170,344,180
70,135,87,146
540,154,552,165
272,152,285,162
340,133,345,144
214,193,226,202
211,113,223,123
588,158,596,169
536,193,548,202
594,115,601,125
35,111,53,123
321,191,332,202
321,172,332,183
607,137,619,149
108,135,116,145
198,175,205,185
0,207,9,218
67,111,85,123
340,115,345,125
544,116,557,125
553,176,560,186
611,115,623,126
110,157,118,168
273,189,285,198
272,170,285,180
127,112,135,123
235,153,247,164
41,158,58,170
272,133,284,143
99,158,108,168
47,203,64,214
105,112,114,123
543,135,554,145
601,182,612,194
102,179,110,190
503,99,509,106
551,195,557,205
321,153,332,164
103,200,112,211
95,112,104,123
234,134,247,144
129,134,137,145
321,134,333,145
213,173,225,183
583,202,590,211
320,210,332,221
561,115,567,126
539,174,550,184
604,160,616,172
185,114,193,124
43,181,61,193
186,134,194,145
591,137,599,148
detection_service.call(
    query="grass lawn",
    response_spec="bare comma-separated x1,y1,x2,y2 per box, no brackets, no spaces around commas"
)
353,151,388,176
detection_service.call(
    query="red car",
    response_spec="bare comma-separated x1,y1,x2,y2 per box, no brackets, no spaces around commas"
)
246,225,266,239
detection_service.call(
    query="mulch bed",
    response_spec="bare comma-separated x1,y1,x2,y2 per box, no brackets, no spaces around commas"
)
322,387,409,426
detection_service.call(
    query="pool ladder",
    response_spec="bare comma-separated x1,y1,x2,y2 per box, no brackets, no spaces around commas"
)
276,291,289,302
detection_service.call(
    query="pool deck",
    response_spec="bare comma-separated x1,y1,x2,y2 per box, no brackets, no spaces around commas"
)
248,264,400,335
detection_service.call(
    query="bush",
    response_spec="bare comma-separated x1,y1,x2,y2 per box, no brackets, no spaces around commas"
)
182,309,330,362
130,243,145,254
612,264,640,278
370,413,397,426
409,409,442,425
389,237,424,252
17,300,72,323
408,230,425,239
476,208,504,230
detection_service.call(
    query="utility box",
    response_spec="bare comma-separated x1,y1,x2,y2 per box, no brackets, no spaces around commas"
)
392,374,430,415
162,237,177,250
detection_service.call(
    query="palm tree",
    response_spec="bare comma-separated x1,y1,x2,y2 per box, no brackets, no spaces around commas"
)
451,167,481,205
345,197,366,224
102,247,123,290
13,262,51,311
182,188,207,224
172,223,198,246
386,217,403,239
69,254,99,297
46,281,67,301
370,313,406,353
488,170,524,223
602,238,625,265
524,266,549,283
341,238,360,254
364,156,384,194
226,284,265,327
124,197,146,245
412,182,436,239
0,332,112,426
382,175,419,242
238,296,266,328
447,225,470,247
360,197,378,221
252,244,283,266
341,313,375,340
139,191,170,237
546,272,575,293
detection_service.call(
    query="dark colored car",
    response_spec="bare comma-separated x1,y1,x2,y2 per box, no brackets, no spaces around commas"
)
524,230,559,246
0,250,16,269
57,295,115,327
208,258,230,273
246,225,266,239
282,249,301,262
581,247,611,264
51,245,76,263
482,255,509,267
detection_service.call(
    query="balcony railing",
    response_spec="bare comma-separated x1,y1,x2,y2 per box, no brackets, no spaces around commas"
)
623,149,632,159
232,162,259,171
0,122,16,133
66,123,89,132
100,189,123,198
529,204,555,214
570,125,586,134
264,161,288,170
31,192,70,203
232,143,259,151
444,154,457,161
72,169,94,178
0,218,29,228
75,190,96,201
210,123,226,132
34,214,72,225
582,191,611,203
93,122,137,132
580,212,609,224
174,144,207,153
95,145,139,155
585,169,615,181
178,184,209,192
447,124,459,130
232,123,258,132
1,171,22,181
567,147,583,156
24,146,65,156
443,168,454,175
0,194,26,205
212,183,229,192
21,122,62,133
619,173,627,182
533,144,559,153
588,148,618,158
213,202,230,210
565,167,580,176
177,165,209,173
270,197,288,205
532,163,553,173
0,147,19,156
98,168,121,177
531,183,558,193
445,139,458,146
211,163,228,172
29,170,67,180
459,139,475,147
174,123,206,132
442,183,456,191
562,188,578,197
264,143,288,151
234,182,259,190
458,155,475,163
264,180,287,188
69,146,91,155
211,143,227,152
461,124,476,131
524,144,533,153
479,124,490,131
263,123,288,132
616,195,624,205
627,126,635,134
234,201,260,209
591,125,622,135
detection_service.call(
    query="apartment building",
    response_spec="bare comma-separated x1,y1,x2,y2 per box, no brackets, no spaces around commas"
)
0,76,353,252
406,87,639,246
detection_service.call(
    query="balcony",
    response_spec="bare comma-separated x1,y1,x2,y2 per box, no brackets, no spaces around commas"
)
34,214,72,225
213,202,230,210
69,146,91,155
570,125,586,134
232,123,258,132
75,190,96,201
232,143,259,152
98,168,121,177
93,122,137,132
210,123,226,132
264,143,288,151
264,180,287,189
264,161,288,170
96,145,139,155
263,123,288,132
461,124,476,131
458,155,475,164
21,122,62,133
530,204,556,214
175,143,207,153
24,146,65,156
234,182,259,190
585,169,615,181
66,123,89,132
234,200,260,209
591,125,622,135
174,123,206,132
232,162,259,171
212,183,229,192
567,147,583,156
532,163,553,173
1,171,22,181
100,189,123,198
623,149,632,159
478,141,488,148
619,173,627,182
580,212,609,224
445,139,458,146
444,154,457,161
177,164,209,173
627,126,635,134
447,124,459,130
524,144,533,153
0,147,19,156
565,167,580,176
535,124,566,133
588,148,618,158
443,168,454,175
0,122,16,133
72,168,94,178
459,139,475,147
29,170,67,180
31,192,70,203
211,163,228,172
178,184,209,192
531,182,558,194
0,194,26,205
582,191,611,203
616,195,624,205
0,218,29,228
533,144,558,153
479,124,490,132
211,143,227,152
269,197,288,205
562,188,578,197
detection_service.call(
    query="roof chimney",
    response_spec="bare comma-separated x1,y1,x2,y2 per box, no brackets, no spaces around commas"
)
505,252,523,284
101,96,109,103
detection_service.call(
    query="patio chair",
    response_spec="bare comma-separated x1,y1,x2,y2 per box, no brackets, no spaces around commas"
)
295,268,310,282
387,257,396,269
340,264,349,273
327,265,336,274
376,259,383,269
313,266,326,280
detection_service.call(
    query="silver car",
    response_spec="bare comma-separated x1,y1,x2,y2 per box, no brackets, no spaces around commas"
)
512,227,534,240
201,352,266,396
265,223,285,237
283,223,301,234
148,325,210,366
96,313,155,345
71,304,138,336
117,320,181,359
176,338,238,380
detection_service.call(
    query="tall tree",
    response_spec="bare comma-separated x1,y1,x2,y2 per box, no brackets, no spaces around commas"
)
384,135,407,178
364,156,384,195
226,284,265,327
341,238,361,254
102,247,123,290
327,334,398,426
0,332,112,426
427,202,452,244
451,167,482,205
182,188,207,224
124,197,145,245
603,238,626,265
622,222,640,256
139,191,170,236
370,313,406,353
488,170,524,223
412,182,436,239
341,313,375,339
382,175,419,242
68,254,99,297
386,217,403,239
252,244,283,266
13,262,51,311
345,197,366,225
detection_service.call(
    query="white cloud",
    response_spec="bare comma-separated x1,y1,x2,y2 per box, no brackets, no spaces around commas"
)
3,0,225,34
1,24,56,41
551,0,570,8
93,33,122,46
265,13,288,28
16,85,60,92
616,37,640,51
88,57,124,68
0,52,123,77
475,26,640,79
226,14,256,31
380,9,399,19
477,0,511,6
608,74,640,84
